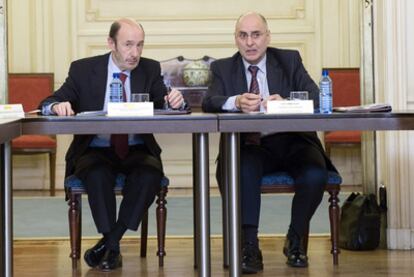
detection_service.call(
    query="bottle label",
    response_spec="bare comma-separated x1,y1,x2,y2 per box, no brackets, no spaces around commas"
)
110,81,123,103
319,81,332,113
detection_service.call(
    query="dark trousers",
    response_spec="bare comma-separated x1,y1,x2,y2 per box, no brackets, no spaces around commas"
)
221,133,328,238
74,145,163,233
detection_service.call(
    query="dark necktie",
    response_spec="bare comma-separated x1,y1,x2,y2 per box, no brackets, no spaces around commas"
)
110,73,129,159
245,65,261,145
248,65,260,94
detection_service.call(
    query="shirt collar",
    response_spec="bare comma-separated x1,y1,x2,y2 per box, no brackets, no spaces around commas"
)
108,53,131,77
242,54,267,75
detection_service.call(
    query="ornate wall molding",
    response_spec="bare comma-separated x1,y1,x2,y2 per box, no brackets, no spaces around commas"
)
83,0,306,22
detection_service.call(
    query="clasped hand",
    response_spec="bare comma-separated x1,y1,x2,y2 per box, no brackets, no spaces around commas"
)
236,93,284,113
164,88,184,109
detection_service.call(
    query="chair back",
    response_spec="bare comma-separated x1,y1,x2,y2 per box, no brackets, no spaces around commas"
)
160,56,215,87
323,68,360,107
160,56,214,109
8,73,54,112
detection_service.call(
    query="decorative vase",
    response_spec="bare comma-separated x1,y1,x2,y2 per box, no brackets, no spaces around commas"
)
183,61,210,87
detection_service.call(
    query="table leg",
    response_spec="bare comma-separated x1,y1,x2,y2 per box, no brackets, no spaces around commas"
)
226,133,241,277
221,135,230,268
193,133,211,277
0,142,13,277
192,135,199,268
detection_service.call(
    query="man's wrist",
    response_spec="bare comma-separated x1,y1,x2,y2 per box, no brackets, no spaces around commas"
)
42,102,59,115
235,95,241,110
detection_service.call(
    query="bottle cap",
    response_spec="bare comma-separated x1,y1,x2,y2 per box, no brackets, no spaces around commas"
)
113,72,120,78
322,69,329,76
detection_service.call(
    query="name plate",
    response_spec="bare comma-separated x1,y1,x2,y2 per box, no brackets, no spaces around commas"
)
107,102,154,117
0,104,25,118
266,100,314,114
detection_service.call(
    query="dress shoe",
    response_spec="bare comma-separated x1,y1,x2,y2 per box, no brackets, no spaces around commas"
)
242,242,263,274
283,234,308,268
99,249,123,271
84,238,107,268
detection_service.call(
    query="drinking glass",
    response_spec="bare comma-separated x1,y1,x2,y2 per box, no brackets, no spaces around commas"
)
289,91,309,100
131,93,150,102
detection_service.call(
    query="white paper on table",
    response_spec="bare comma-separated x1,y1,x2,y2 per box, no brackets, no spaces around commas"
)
107,102,154,117
266,100,314,114
0,104,25,118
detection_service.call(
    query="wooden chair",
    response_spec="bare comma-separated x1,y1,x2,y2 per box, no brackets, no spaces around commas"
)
253,71,352,264
214,132,342,268
160,56,215,110
260,171,342,265
64,174,169,269
324,68,361,157
219,165,342,267
8,73,57,196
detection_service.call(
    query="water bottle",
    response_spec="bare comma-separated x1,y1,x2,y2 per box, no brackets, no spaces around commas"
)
319,69,333,113
110,73,123,102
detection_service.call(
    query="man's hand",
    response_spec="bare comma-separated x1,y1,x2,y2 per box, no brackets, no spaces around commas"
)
51,102,75,116
165,88,185,109
235,93,261,113
262,94,284,110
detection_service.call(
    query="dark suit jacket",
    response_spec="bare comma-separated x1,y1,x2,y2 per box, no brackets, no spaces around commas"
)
202,47,337,172
40,53,167,177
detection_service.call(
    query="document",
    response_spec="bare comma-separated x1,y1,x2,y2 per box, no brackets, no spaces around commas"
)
333,103,392,113
76,110,107,116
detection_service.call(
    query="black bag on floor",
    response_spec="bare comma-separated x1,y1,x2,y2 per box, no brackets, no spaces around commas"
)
339,192,381,250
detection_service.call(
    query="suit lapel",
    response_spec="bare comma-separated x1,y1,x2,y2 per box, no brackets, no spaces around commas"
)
130,64,147,94
91,54,109,109
266,51,285,96
231,55,248,95
231,51,285,97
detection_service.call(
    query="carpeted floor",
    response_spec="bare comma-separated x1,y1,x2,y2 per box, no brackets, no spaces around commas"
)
13,193,349,238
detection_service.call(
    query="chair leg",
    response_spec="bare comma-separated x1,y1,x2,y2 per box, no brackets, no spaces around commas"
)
328,188,341,265
140,211,149,258
325,142,331,158
49,152,56,196
68,193,81,270
156,186,168,267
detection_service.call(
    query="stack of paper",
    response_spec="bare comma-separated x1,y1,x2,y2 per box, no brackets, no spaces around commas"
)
333,103,392,113
0,104,25,118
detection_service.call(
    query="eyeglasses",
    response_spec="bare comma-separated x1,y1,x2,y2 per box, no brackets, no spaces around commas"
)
236,31,267,40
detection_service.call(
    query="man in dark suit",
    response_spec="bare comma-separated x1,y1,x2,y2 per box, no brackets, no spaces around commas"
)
40,18,185,271
202,12,337,273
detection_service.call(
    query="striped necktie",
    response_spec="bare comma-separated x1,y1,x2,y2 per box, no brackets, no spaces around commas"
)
248,65,260,94
244,65,261,145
